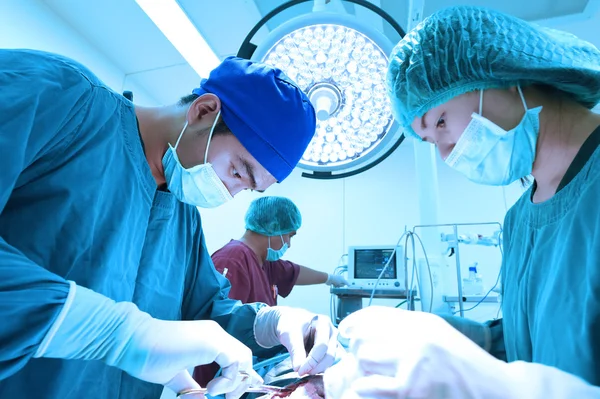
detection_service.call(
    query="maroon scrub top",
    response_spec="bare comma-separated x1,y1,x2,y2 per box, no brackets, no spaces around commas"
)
193,240,300,386
213,239,300,306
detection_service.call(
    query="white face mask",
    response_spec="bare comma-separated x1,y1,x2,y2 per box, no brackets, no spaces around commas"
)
162,111,233,208
445,86,542,186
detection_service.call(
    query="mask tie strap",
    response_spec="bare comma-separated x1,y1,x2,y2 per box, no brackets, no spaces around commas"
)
479,89,484,115
204,111,222,164
268,236,272,249
173,121,188,151
517,85,528,111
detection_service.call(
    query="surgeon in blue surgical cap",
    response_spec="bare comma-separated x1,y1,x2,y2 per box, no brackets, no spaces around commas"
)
0,51,340,399
325,6,600,399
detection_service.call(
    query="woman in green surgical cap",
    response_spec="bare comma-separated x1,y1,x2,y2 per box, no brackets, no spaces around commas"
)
323,5,600,399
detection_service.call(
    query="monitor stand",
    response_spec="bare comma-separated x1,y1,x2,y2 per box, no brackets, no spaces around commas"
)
330,287,417,325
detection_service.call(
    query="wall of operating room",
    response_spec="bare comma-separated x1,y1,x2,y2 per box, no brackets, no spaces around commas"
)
0,0,158,106
3,0,599,324
200,133,524,322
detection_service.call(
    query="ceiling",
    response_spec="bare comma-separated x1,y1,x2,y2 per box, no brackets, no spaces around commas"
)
43,0,599,105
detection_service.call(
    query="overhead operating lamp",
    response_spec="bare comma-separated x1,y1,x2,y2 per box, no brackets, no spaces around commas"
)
238,0,405,179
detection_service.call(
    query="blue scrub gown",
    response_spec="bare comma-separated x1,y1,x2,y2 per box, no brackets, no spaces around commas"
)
500,139,600,386
0,49,269,398
443,131,600,387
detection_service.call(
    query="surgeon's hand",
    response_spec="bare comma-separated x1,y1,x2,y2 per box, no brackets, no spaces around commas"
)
254,306,339,375
325,274,349,287
34,284,262,399
324,306,517,399
117,318,262,399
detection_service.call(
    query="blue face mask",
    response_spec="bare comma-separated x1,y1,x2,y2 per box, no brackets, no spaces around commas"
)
162,111,233,208
266,235,288,261
445,86,542,186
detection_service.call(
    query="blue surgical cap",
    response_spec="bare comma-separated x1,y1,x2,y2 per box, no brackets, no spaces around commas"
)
192,57,316,182
245,196,302,236
387,6,600,140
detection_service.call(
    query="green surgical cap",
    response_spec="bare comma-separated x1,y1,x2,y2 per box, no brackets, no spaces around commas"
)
245,196,302,236
387,6,600,140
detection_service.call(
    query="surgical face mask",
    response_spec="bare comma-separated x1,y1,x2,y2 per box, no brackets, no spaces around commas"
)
266,235,288,262
445,86,542,186
162,111,233,208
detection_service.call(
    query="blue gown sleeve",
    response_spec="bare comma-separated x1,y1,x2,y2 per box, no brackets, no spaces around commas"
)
434,315,505,361
485,318,506,361
0,50,96,379
181,218,283,358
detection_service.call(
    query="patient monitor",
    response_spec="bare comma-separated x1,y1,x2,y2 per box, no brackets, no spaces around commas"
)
347,245,405,290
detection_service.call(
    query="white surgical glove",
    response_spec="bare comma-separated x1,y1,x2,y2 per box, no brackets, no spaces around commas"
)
325,274,349,287
324,306,600,399
34,283,262,399
254,306,339,375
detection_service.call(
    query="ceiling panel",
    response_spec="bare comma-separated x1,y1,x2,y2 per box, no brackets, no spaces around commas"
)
253,0,320,31
43,0,186,73
125,62,202,105
540,8,600,44
179,0,271,58
44,0,598,105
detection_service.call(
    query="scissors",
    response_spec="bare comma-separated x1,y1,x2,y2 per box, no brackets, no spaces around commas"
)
176,385,292,397
176,372,294,397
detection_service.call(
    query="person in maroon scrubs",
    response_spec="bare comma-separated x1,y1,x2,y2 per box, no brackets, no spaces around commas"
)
215,196,348,306
194,196,347,387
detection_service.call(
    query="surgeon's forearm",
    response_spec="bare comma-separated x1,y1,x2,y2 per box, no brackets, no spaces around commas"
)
296,266,328,285
34,283,149,362
209,298,280,357
0,236,71,379
438,314,506,361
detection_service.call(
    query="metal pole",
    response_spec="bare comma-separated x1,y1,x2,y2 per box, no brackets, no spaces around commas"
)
412,222,503,318
453,224,465,317
408,0,438,243
408,0,445,315
414,222,502,229
404,243,410,307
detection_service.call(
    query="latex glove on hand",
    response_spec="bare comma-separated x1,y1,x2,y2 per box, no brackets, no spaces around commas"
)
34,284,262,399
118,319,262,398
325,274,349,287
325,306,508,399
324,307,600,399
254,306,339,375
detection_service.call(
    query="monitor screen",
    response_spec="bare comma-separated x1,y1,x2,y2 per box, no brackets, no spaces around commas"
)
354,248,397,279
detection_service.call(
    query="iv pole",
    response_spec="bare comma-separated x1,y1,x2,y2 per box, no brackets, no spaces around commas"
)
412,222,503,317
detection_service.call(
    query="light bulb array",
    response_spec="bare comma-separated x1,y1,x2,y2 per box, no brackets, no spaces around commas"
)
262,24,393,167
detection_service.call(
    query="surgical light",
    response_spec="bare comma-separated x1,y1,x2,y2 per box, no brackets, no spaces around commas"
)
263,24,393,167
239,0,405,179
